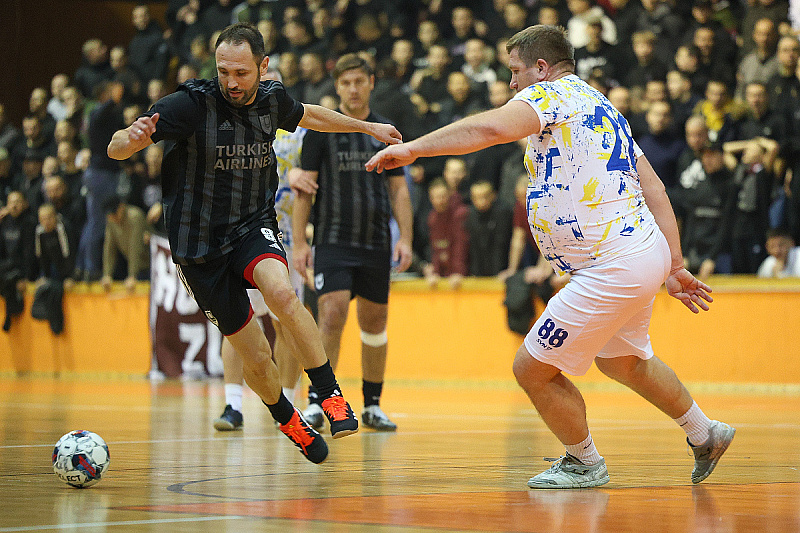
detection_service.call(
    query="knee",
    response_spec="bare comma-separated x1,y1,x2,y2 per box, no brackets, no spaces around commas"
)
318,302,348,334
595,356,637,384
512,346,540,391
262,285,301,319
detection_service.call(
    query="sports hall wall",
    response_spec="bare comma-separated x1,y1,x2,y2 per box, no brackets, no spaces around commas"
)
2,277,799,384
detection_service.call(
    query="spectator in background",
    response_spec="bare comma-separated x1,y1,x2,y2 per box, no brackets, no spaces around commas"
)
412,20,442,71
43,175,85,246
723,137,779,273
736,18,780,100
15,150,46,213
47,74,71,122
674,44,708,97
100,195,150,293
692,25,736,91
201,0,237,38
141,143,165,236
59,87,85,133
389,39,415,86
0,191,37,331
423,178,469,288
666,70,701,136
625,31,668,93
740,0,791,56
634,0,684,63
0,149,11,205
55,141,84,200
465,180,513,276
676,143,735,280
53,119,79,150
34,203,75,287
0,104,22,155
435,71,486,128
233,0,273,24
739,81,787,144
462,38,497,92
766,35,800,116
574,16,617,83
73,39,114,99
110,46,144,106
129,4,170,85
446,6,480,69
637,101,686,191
299,52,335,105
693,79,747,143
757,228,800,277
76,81,125,282
410,44,453,121
608,85,646,139
565,0,617,50
278,51,304,100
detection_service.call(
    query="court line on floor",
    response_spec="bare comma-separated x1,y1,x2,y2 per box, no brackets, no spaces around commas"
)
0,515,244,532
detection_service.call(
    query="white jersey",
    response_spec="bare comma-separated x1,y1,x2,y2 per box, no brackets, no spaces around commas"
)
273,127,306,249
512,74,658,273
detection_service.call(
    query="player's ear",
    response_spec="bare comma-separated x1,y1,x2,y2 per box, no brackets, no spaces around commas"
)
259,56,270,79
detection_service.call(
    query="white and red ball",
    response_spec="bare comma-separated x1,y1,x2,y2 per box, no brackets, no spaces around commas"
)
52,430,110,488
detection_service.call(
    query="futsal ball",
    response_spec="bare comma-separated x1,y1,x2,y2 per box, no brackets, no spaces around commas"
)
52,430,110,488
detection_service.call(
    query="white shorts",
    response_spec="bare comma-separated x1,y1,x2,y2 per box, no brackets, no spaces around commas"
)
247,248,305,321
523,230,671,376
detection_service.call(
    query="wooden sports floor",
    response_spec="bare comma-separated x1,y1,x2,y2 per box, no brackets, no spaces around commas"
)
2,376,800,533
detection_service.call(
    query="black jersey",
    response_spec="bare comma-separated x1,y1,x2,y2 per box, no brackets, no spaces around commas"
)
301,112,404,251
146,78,304,264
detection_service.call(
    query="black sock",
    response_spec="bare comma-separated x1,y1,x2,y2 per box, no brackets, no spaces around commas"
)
363,380,383,407
305,361,340,400
264,393,295,425
307,385,321,405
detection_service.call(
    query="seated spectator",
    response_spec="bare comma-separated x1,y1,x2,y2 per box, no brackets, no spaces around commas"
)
34,203,75,287
757,228,800,278
55,141,84,200
410,44,452,119
15,150,46,213
446,7,480,69
411,20,442,71
435,71,486,128
277,51,303,101
766,36,800,116
666,70,701,135
100,195,150,293
461,38,497,93
692,25,736,91
693,79,747,143
625,30,668,94
47,74,71,122
0,191,37,331
73,39,114,99
128,4,170,85
43,175,85,246
736,18,780,100
465,181,513,277
676,143,736,280
423,178,469,289
299,52,335,105
674,44,708,97
723,137,780,273
574,17,617,83
738,82,787,149
443,156,470,205
565,0,617,50
53,120,79,150
637,101,686,190
389,39,416,86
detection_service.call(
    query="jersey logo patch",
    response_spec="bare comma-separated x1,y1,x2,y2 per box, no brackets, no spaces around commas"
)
259,115,272,133
219,120,233,131
315,273,324,291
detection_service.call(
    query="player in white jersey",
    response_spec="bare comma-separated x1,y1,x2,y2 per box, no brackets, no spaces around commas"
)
367,25,734,488
213,104,309,431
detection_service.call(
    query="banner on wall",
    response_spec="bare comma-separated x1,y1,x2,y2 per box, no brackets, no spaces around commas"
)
149,235,223,378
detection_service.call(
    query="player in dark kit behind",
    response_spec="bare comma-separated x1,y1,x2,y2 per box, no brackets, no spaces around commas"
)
291,54,413,432
108,23,402,463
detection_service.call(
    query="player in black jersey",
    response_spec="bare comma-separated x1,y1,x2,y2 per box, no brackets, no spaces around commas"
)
108,23,402,463
291,54,413,432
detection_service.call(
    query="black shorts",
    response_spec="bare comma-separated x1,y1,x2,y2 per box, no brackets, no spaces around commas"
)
313,244,391,304
177,224,287,335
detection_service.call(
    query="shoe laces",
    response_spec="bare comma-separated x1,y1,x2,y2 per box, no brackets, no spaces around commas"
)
280,412,314,451
322,396,350,421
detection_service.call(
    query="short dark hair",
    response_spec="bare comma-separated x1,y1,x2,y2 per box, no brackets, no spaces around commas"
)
506,25,574,69
332,53,374,81
215,23,266,64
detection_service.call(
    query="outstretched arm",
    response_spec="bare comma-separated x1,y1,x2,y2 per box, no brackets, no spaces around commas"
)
298,104,402,145
365,100,539,172
107,113,160,160
637,154,713,313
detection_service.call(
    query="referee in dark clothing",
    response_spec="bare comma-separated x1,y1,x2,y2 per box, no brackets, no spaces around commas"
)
107,23,402,464
291,54,413,432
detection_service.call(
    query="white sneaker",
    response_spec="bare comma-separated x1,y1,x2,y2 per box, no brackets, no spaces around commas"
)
689,420,735,483
361,405,397,431
302,403,325,429
527,455,609,489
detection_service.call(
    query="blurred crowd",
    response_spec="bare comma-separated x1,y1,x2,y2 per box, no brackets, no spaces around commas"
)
2,0,800,333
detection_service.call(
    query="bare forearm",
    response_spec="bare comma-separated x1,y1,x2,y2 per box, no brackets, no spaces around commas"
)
299,104,369,133
638,155,684,270
107,128,152,160
389,178,413,245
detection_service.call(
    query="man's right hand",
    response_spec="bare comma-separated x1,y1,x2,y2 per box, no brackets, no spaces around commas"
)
292,242,313,282
128,113,159,143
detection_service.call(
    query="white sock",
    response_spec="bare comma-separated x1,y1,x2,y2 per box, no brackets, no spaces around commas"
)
565,433,603,465
674,401,712,446
225,383,243,412
282,387,296,403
